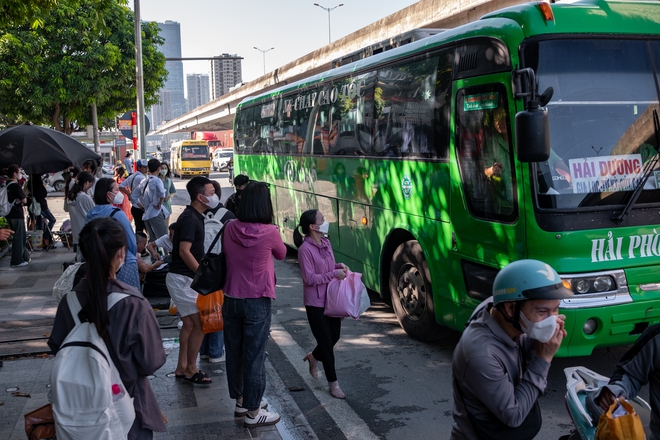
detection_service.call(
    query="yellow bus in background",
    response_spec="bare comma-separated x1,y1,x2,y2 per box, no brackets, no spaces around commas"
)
170,140,211,178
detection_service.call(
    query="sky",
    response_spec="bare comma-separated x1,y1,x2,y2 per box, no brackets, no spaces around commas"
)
137,0,420,98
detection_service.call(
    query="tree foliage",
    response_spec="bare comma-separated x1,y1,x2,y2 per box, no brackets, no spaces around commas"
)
0,1,119,32
0,0,166,133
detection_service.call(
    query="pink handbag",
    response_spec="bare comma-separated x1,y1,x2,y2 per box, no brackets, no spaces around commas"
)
325,271,370,319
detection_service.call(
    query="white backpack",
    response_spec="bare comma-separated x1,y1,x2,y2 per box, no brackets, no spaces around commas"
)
50,291,135,440
203,207,229,254
52,263,84,302
0,180,16,217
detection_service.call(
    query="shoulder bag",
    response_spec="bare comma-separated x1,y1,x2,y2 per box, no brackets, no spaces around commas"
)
191,220,230,295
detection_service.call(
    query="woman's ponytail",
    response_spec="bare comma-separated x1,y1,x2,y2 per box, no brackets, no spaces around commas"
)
78,217,127,338
294,209,318,248
67,171,93,201
293,224,304,248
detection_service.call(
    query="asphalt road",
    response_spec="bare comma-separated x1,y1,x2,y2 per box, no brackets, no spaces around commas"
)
44,171,644,439
199,171,641,440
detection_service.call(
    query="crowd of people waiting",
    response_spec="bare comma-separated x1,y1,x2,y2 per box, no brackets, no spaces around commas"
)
1,157,358,437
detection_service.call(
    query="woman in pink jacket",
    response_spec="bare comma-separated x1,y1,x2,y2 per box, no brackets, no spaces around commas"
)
223,181,287,427
294,209,349,399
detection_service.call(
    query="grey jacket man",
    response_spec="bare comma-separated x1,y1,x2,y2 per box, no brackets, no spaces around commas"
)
451,298,551,439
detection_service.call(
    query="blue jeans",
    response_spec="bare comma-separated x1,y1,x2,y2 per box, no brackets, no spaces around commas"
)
36,209,56,241
200,331,224,359
222,296,271,411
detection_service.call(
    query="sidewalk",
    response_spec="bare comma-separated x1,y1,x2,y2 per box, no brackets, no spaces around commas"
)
0,243,284,439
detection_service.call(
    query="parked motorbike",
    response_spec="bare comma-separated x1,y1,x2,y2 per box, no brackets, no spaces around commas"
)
564,366,651,439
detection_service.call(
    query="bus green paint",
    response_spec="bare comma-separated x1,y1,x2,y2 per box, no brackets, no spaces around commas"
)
234,1,660,356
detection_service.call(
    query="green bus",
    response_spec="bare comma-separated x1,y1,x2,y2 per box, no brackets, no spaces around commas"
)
233,0,660,357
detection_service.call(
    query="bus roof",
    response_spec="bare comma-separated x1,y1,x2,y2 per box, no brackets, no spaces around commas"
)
238,0,660,108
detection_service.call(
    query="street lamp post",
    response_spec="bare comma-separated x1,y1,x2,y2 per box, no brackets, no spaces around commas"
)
314,3,343,44
253,47,275,75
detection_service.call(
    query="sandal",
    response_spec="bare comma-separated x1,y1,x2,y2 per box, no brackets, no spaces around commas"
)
329,381,345,399
303,353,319,378
185,371,212,384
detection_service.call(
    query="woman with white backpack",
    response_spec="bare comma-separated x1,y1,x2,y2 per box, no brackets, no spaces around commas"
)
48,218,166,439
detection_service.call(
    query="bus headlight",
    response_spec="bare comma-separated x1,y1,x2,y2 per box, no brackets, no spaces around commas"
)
576,279,590,294
593,276,613,292
559,270,629,309
564,275,617,295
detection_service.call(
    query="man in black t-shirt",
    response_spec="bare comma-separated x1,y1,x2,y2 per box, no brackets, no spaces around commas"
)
4,165,30,267
224,174,249,215
165,176,219,384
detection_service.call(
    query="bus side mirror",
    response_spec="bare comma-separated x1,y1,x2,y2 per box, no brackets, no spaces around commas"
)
515,106,550,162
512,67,553,162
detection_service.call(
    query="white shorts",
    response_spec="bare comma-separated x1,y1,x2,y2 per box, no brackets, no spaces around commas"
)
166,273,199,317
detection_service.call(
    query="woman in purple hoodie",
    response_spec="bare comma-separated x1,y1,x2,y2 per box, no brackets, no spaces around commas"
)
223,181,286,428
293,209,349,399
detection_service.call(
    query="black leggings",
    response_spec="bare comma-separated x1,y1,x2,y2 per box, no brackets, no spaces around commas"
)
131,206,145,234
305,305,341,382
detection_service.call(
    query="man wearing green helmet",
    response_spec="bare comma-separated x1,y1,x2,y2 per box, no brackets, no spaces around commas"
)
451,259,574,440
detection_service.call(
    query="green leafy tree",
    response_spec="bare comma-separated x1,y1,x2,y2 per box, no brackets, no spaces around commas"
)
1,0,60,29
0,0,166,133
0,1,117,32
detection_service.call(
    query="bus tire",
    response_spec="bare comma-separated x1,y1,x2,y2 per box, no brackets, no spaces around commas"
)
389,240,449,342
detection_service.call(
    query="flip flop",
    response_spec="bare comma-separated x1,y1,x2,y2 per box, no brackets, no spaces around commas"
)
185,371,212,385
174,374,186,379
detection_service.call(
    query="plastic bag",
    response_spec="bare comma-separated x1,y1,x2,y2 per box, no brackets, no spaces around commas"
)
325,271,369,319
196,289,224,334
596,397,645,440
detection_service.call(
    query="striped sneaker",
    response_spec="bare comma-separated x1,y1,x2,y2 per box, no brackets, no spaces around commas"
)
244,408,280,427
234,398,268,417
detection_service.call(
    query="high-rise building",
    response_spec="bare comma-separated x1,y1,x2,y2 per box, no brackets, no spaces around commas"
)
150,20,186,128
210,54,243,99
186,74,210,112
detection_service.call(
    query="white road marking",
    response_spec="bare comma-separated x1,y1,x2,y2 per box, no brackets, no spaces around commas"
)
270,317,380,440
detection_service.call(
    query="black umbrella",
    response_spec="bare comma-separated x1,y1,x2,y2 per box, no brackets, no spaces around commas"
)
0,123,101,174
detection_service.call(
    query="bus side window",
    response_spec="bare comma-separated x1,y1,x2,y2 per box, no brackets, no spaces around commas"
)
374,51,451,159
456,85,517,222
279,98,299,155
330,72,376,156
255,101,277,154
236,106,256,154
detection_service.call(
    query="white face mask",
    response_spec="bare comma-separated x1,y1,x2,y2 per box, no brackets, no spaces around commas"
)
160,169,167,176
203,193,220,209
318,221,329,234
112,191,124,205
115,248,125,274
519,311,557,343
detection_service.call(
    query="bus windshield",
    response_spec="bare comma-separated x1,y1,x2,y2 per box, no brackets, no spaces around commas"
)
524,39,660,210
182,145,209,159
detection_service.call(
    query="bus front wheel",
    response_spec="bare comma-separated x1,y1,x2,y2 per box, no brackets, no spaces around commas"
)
389,240,449,342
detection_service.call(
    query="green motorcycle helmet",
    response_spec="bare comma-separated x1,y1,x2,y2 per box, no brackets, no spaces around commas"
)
492,259,573,306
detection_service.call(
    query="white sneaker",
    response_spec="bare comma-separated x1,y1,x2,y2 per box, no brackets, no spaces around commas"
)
244,408,280,427
200,354,209,359
234,398,268,417
209,354,225,363
10,261,29,268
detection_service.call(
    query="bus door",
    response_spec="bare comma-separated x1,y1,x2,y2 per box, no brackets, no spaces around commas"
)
449,79,526,327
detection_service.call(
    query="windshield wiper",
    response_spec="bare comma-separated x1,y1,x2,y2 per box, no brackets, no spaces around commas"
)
612,109,660,224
